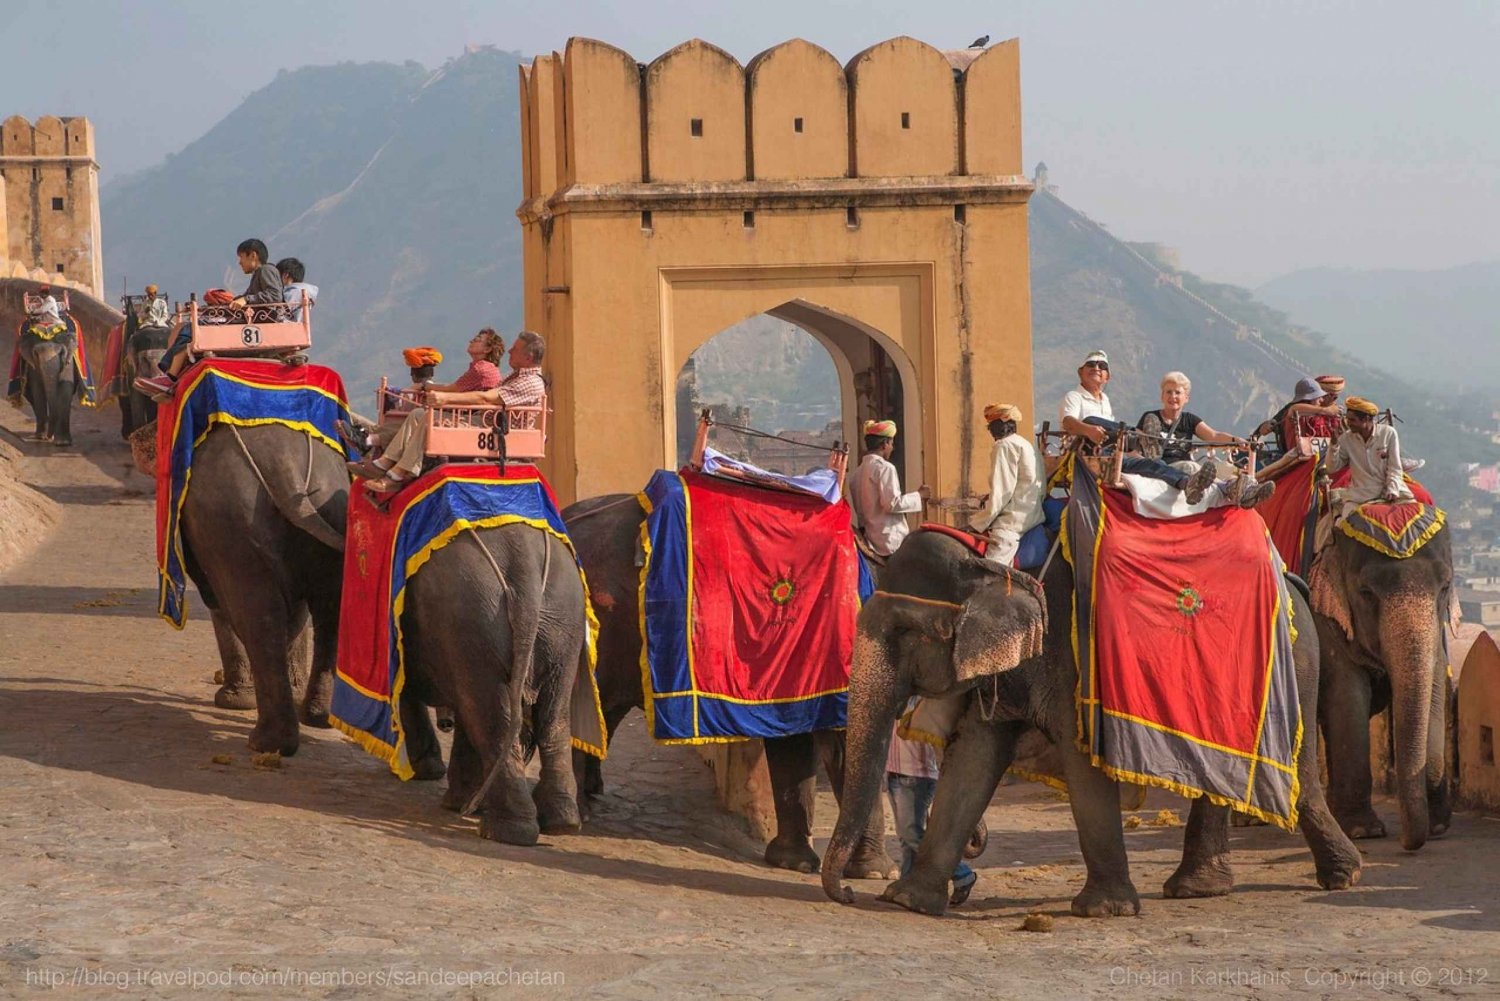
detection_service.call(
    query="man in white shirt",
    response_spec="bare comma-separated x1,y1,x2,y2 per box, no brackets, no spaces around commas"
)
1327,396,1413,519
849,419,927,557
973,403,1044,564
30,286,61,327
141,284,170,328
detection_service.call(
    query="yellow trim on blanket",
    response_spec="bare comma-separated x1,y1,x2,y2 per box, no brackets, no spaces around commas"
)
1086,758,1300,831
1340,504,1445,560
684,473,700,738
636,489,659,742
1099,708,1294,776
650,685,849,705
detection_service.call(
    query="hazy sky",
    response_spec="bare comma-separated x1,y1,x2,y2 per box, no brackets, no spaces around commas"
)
4,0,1496,286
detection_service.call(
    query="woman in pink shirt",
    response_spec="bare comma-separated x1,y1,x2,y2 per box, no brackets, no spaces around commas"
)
429,328,503,393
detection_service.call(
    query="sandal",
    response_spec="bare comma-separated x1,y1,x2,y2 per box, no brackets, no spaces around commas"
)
334,419,369,459
365,476,406,494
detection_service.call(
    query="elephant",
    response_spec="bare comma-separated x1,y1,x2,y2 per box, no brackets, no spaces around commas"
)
15,319,79,445
118,315,169,438
394,523,590,845
563,493,898,878
1311,525,1454,850
822,530,1362,917
179,423,349,755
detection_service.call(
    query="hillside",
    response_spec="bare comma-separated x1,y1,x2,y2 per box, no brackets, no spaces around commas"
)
1257,262,1500,389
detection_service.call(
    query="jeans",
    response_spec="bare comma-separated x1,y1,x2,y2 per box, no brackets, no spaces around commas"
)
886,773,974,882
158,326,192,375
1121,455,1189,490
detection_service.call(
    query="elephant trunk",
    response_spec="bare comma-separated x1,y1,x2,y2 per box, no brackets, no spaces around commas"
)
1380,595,1443,851
822,630,909,903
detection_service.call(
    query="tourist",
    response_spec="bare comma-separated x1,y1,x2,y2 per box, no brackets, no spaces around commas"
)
276,257,318,321
1137,371,1273,508
887,703,977,906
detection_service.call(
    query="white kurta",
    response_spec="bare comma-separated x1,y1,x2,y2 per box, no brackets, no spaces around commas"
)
1328,425,1412,518
975,435,1044,562
850,452,922,556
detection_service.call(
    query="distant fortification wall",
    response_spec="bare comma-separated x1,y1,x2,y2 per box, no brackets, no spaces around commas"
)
0,116,104,297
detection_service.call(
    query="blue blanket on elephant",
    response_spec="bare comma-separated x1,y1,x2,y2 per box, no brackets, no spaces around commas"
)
331,464,606,780
154,360,353,628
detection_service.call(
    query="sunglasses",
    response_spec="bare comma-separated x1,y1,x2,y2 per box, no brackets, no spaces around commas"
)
1083,362,1109,371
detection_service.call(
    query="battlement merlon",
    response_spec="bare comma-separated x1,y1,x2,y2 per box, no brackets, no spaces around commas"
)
1,115,104,297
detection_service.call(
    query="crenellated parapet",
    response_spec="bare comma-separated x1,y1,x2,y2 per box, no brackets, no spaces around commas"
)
0,115,104,297
519,35,1026,208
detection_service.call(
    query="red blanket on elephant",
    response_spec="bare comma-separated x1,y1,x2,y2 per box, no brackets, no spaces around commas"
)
1064,461,1302,829
1254,457,1320,576
331,464,605,779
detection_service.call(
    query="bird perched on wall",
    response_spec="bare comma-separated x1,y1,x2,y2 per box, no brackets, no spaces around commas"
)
969,35,990,48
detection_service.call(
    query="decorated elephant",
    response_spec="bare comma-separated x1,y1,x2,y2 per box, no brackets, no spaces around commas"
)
12,316,83,445
563,493,897,878
394,522,592,844
118,309,170,437
1309,513,1454,850
822,529,1361,917
172,421,349,755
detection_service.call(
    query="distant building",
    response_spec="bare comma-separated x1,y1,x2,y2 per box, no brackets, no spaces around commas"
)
1,115,103,296
1459,588,1500,628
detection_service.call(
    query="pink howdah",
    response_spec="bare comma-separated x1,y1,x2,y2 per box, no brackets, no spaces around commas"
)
185,298,312,355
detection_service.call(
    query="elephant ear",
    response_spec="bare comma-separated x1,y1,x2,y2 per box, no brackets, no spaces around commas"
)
952,575,1047,683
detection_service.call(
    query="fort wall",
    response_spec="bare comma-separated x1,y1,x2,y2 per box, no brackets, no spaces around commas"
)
518,36,1033,507
0,116,103,297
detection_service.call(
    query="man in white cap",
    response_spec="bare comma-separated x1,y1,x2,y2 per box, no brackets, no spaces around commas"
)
1058,349,1217,502
973,403,1044,564
849,419,928,557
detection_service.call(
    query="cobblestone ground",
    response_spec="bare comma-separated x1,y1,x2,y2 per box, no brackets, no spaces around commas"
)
2,408,1499,999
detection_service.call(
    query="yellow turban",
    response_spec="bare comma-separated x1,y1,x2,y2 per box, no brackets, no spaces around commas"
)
1345,396,1378,416
402,346,444,368
145,283,158,295
984,403,1021,423
862,419,897,438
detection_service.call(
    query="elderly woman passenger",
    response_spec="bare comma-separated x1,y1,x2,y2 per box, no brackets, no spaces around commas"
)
1137,371,1274,508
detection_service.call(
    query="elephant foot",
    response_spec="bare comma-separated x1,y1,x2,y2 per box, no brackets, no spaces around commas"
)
298,704,332,729
51,438,72,448
479,814,540,846
411,754,447,782
1070,879,1141,918
1163,857,1234,899
536,799,582,836
1335,809,1387,840
844,843,901,881
213,684,257,711
247,721,300,758
1230,810,1266,828
764,836,821,874
1314,854,1362,891
878,873,949,917
440,783,472,813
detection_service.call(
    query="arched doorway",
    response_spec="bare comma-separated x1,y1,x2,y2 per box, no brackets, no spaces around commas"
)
673,300,914,485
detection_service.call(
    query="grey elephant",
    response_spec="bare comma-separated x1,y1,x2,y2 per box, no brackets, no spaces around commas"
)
563,493,897,878
1311,522,1454,850
13,318,80,445
393,522,591,845
177,423,349,755
118,312,170,438
822,531,1362,917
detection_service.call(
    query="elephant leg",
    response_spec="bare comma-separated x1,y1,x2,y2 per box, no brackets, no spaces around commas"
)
1164,797,1234,898
210,609,257,710
1058,743,1140,917
880,717,1019,917
1427,673,1454,837
816,729,899,879
577,700,631,802
399,686,446,782
452,676,538,845
1288,648,1363,890
441,724,483,812
531,651,583,835
763,733,822,873
300,562,341,728
1322,666,1385,838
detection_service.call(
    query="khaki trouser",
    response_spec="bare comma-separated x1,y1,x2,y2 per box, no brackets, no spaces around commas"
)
382,408,430,476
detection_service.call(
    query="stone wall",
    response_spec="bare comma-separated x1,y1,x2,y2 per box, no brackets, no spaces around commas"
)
0,116,103,297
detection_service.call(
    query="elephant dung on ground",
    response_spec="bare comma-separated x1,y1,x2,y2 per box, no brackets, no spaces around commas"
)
562,492,897,878
396,523,591,845
179,423,349,755
823,531,1361,917
1311,525,1455,850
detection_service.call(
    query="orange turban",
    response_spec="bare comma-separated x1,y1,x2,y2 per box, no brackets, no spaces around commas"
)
402,346,443,368
862,419,897,438
983,403,1021,423
1315,375,1345,394
1345,396,1378,416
